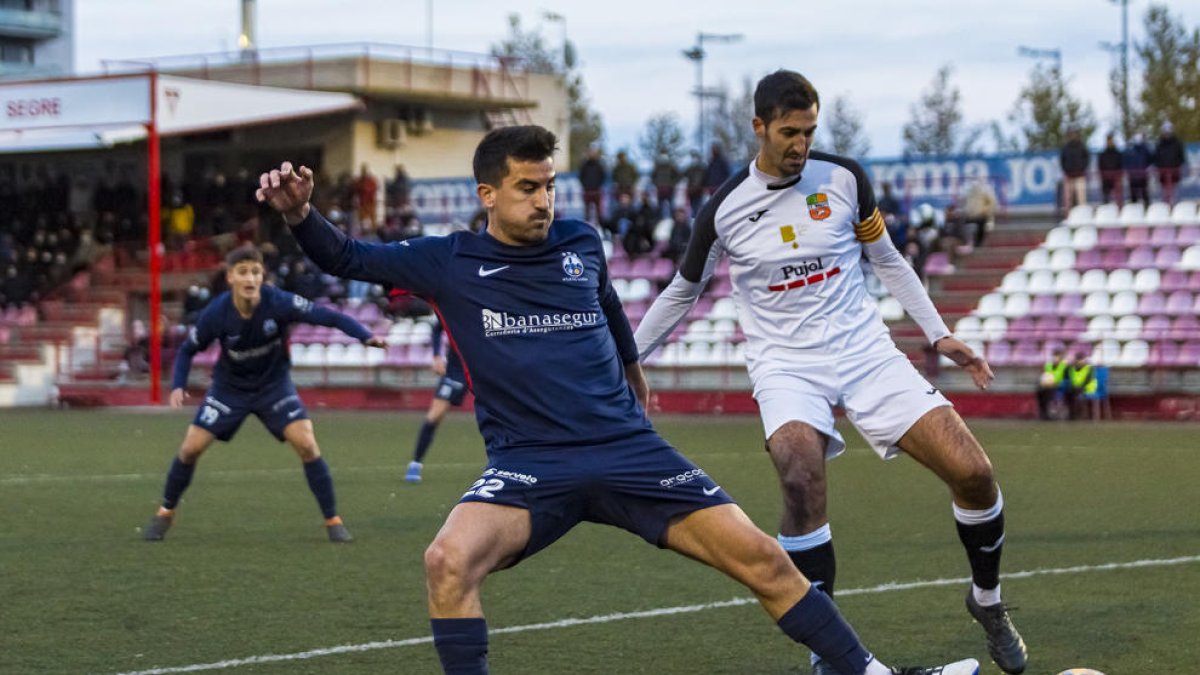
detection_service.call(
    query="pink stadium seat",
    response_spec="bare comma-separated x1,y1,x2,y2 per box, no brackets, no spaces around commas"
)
924,252,954,275
1169,315,1200,342
1029,294,1058,317
1177,226,1200,247
1123,246,1151,269
1058,315,1087,340
1006,316,1035,340
710,276,733,297
650,258,674,280
1098,228,1124,249
1165,290,1193,315
1010,340,1042,366
1155,245,1181,268
1142,315,1171,341
1056,293,1084,316
986,340,1013,365
1124,227,1151,248
1150,226,1177,247
607,257,631,279
1147,340,1178,367
1137,291,1166,316
1161,269,1190,292
1032,315,1059,339
1177,342,1200,367
1075,248,1104,270
628,257,654,278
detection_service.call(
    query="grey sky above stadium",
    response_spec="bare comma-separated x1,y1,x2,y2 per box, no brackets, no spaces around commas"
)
76,0,1199,160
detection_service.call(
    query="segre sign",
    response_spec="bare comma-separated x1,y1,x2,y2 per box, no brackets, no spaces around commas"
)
0,76,151,132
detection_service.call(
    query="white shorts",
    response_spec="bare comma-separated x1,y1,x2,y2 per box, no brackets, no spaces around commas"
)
753,349,951,460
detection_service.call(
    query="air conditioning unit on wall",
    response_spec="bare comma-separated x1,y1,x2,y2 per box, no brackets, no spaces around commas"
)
376,119,407,149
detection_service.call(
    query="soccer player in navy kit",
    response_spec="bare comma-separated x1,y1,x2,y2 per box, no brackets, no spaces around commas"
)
142,246,386,543
405,319,468,483
257,128,978,675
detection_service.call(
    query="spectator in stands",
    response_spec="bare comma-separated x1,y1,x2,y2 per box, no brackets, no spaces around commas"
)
1065,351,1095,421
1123,133,1153,207
885,211,908,251
1,264,34,308
1097,133,1124,205
1059,126,1089,212
1036,349,1069,421
703,142,732,197
1154,121,1186,206
386,164,411,211
611,150,639,201
354,163,379,226
661,206,692,272
876,181,901,219
960,179,997,249
165,190,195,250
182,285,212,324
683,150,707,215
284,259,325,300
577,145,608,224
650,153,681,218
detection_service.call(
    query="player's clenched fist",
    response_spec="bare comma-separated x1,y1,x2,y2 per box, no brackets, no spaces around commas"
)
256,161,315,225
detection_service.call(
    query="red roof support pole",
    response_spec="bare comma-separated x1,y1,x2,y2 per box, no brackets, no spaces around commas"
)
146,72,163,404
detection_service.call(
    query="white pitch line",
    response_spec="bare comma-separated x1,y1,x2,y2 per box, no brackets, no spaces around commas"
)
111,554,1200,675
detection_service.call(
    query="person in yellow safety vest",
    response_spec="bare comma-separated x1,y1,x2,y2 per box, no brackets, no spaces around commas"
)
1036,349,1069,420
1065,352,1095,420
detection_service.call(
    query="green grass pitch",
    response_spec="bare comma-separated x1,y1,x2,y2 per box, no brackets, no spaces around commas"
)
2,409,1198,674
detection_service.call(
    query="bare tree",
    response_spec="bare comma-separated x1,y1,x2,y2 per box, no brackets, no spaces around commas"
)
818,95,870,158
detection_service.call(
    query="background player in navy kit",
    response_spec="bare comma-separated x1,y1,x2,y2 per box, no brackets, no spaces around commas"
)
256,128,978,675
635,71,1026,675
142,246,386,543
406,319,468,483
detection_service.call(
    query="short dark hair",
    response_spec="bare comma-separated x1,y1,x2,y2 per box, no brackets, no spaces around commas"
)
225,245,263,268
473,125,559,186
754,70,820,125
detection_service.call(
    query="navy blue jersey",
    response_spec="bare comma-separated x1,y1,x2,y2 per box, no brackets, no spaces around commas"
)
172,284,373,392
292,208,648,454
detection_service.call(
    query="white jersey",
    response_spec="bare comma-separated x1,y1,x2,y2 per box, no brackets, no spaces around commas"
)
639,152,940,383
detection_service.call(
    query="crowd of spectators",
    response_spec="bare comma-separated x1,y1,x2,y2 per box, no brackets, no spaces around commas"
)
1062,121,1189,210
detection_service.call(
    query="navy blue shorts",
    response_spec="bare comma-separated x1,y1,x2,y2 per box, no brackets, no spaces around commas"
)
192,383,308,442
459,430,735,565
434,374,467,406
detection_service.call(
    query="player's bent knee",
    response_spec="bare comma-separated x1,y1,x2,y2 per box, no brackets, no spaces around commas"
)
424,538,477,590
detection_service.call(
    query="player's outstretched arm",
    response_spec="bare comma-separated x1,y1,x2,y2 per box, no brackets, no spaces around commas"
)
634,273,704,360
303,302,383,347
169,387,188,409
861,234,952,345
935,335,994,390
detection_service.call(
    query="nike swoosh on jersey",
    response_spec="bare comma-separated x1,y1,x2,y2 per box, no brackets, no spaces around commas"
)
703,485,722,496
478,264,511,277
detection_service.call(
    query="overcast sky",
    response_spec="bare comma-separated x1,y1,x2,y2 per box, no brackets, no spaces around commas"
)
75,0,1199,160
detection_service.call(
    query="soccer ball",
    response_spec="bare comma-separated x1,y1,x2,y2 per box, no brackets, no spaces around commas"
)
1056,669,1106,675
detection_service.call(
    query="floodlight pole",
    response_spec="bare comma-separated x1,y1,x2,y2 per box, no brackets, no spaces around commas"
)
683,32,743,155
146,71,162,404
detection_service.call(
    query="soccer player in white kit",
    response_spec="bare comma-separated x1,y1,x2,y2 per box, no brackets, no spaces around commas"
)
635,70,1027,675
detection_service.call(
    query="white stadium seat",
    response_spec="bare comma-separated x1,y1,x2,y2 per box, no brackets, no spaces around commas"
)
1179,245,1200,270
1000,271,1028,294
1145,202,1172,226
1117,339,1150,368
709,297,738,320
1064,205,1094,227
877,296,904,321
1110,291,1138,317
1133,268,1161,294
1105,269,1134,293
1002,293,1031,318
981,316,1008,341
1118,202,1147,226
1114,315,1144,341
1053,269,1081,294
1092,339,1121,365
1048,248,1076,271
1083,315,1115,342
1093,203,1120,228
1044,227,1072,250
1081,291,1111,317
954,316,983,341
1021,248,1051,271
1027,270,1055,294
1070,226,1097,250
1079,269,1108,293
1170,201,1198,226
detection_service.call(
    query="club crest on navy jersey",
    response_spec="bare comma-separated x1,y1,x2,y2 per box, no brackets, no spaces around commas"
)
263,318,278,336
561,251,587,281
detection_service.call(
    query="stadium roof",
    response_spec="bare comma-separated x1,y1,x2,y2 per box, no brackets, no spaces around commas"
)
0,73,362,154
